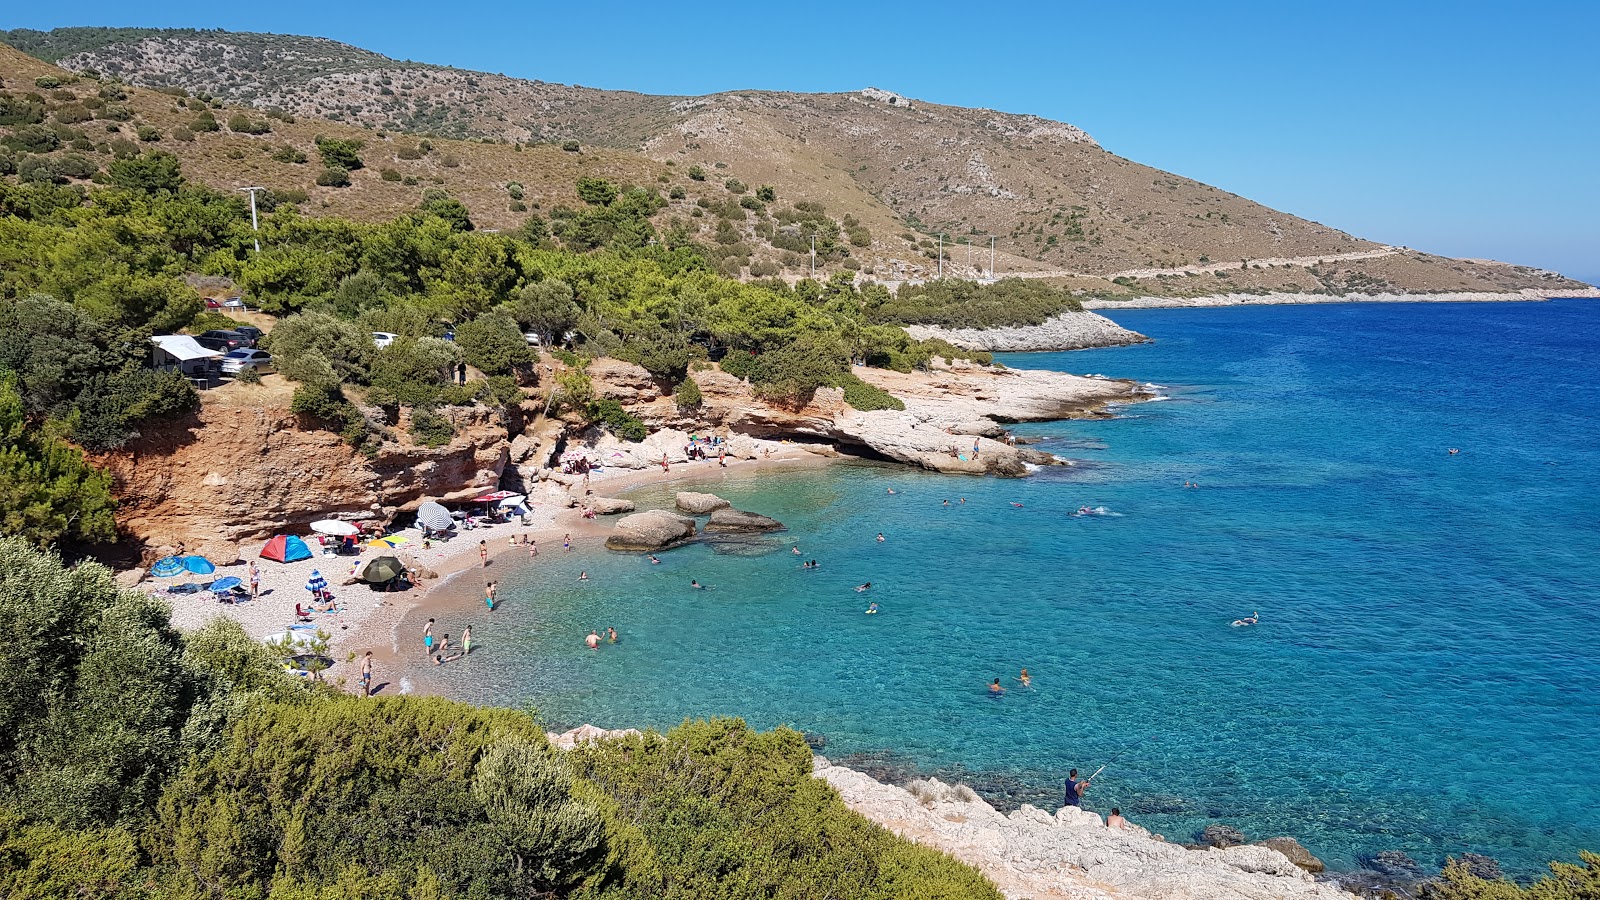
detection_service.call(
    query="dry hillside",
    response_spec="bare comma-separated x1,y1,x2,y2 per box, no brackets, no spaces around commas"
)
4,28,1591,295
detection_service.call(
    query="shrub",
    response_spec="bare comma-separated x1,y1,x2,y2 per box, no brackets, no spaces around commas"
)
408,408,455,446
674,376,703,409
455,311,532,375
561,139,580,152
668,185,686,199
314,135,364,170
170,126,194,142
739,195,762,211
379,167,400,181
52,104,92,124
439,153,460,168
724,178,747,194
105,150,183,194
687,164,706,181
226,113,269,134
575,176,618,206
834,372,904,411
315,166,351,187
2,125,59,154
135,125,161,142
755,184,776,202
396,144,423,159
506,181,524,200
585,398,648,442
271,145,307,163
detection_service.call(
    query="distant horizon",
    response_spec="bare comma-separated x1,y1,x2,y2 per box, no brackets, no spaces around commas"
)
3,3,1597,279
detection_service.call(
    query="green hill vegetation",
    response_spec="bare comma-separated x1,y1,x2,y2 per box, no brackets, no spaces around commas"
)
0,538,1001,898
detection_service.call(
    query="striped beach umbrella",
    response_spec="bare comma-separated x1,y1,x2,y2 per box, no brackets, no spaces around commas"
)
305,570,328,596
149,556,185,578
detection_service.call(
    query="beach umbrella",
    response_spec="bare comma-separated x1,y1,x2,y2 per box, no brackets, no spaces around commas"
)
472,490,518,503
209,576,243,592
417,501,453,532
368,535,409,548
149,556,184,578
495,494,527,508
310,519,359,537
361,555,405,584
182,555,216,576
305,570,328,595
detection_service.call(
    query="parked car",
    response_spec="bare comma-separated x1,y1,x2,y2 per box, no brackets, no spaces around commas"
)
372,331,398,349
204,297,224,309
220,349,274,376
221,296,246,309
199,329,251,351
232,325,264,346
523,332,543,347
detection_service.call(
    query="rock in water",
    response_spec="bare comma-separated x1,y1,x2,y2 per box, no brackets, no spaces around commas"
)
1456,853,1503,881
704,508,785,533
587,497,635,515
1256,837,1326,873
604,510,697,551
675,491,731,514
1200,823,1248,848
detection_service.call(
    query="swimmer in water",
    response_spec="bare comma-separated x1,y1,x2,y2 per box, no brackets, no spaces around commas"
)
1018,668,1032,688
792,545,802,555
866,602,879,614
989,678,1005,695
886,488,896,494
585,630,600,650
855,582,871,592
1231,611,1259,627
648,554,661,564
942,499,950,506
1010,502,1025,508
607,627,618,644
692,580,705,590
876,532,885,542
1448,448,1460,455
577,571,589,581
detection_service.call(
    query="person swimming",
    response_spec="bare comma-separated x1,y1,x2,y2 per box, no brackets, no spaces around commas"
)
865,602,879,615
988,678,1005,695
855,582,871,592
648,554,661,564
1448,448,1461,455
886,488,897,494
607,626,618,644
577,571,589,581
585,630,600,650
1077,506,1092,516
1018,668,1032,688
876,532,885,542
792,545,802,555
692,580,705,589
1010,502,1025,508
1231,611,1259,627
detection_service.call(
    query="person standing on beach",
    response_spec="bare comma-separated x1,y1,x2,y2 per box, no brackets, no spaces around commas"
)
360,651,373,697
563,534,571,552
485,582,497,610
661,453,670,473
423,619,435,655
248,561,261,600
529,539,538,558
1063,769,1090,807
479,540,488,567
463,625,473,655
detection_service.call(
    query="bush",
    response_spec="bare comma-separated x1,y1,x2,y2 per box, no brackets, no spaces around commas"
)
674,376,703,409
189,111,219,132
575,176,618,206
739,195,762,211
561,139,580,152
408,407,455,446
585,398,649,442
315,166,351,187
687,165,706,181
314,135,364,170
506,181,524,200
135,124,161,142
170,125,194,142
755,184,776,202
379,166,401,181
226,113,270,134
724,178,747,194
271,144,307,163
835,372,904,411
455,311,532,376
104,150,183,194
439,153,461,168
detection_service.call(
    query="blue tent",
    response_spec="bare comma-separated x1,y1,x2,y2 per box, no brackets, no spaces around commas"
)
261,534,314,563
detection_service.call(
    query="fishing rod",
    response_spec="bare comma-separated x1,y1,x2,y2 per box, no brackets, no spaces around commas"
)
1086,736,1159,783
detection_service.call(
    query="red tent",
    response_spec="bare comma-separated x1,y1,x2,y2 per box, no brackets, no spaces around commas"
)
260,534,314,563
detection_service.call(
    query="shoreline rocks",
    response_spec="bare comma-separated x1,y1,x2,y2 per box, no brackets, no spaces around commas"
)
704,508,785,533
904,309,1150,353
676,491,731,514
1082,287,1599,310
603,510,696,551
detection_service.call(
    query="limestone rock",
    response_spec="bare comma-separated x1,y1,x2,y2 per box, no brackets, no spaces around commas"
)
604,510,696,551
1201,824,1248,848
545,723,642,750
676,491,731,514
1256,837,1325,873
705,508,785,533
588,497,635,515
904,309,1148,353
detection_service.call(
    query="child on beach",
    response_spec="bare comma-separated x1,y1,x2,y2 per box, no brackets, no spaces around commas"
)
360,651,373,697
563,534,571,552
423,618,435,655
248,561,261,599
485,582,497,610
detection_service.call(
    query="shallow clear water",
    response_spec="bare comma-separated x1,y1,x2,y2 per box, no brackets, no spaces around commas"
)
408,300,1600,875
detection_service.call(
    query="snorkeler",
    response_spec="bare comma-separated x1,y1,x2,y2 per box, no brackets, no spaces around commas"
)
855,582,871,592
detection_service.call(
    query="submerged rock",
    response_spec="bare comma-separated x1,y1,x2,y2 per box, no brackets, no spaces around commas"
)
1257,837,1326,873
704,508,785,533
604,510,696,551
675,491,731,514
1455,853,1503,881
1200,823,1249,848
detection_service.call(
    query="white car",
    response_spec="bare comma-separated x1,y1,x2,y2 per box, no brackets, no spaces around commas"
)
372,332,398,349
524,332,543,347
220,349,274,375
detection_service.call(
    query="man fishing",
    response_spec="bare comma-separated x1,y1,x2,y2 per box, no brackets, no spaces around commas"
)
1062,768,1091,807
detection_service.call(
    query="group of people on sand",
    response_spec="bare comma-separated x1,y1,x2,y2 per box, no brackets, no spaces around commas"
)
422,616,474,666
584,627,619,650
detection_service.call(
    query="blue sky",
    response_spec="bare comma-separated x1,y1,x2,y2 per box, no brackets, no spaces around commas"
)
9,0,1598,281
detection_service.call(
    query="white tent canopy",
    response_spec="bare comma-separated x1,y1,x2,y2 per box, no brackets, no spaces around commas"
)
150,334,222,362
310,520,359,536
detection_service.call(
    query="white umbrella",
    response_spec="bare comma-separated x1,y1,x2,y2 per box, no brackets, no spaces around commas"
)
310,519,359,537
496,494,527,508
417,501,453,531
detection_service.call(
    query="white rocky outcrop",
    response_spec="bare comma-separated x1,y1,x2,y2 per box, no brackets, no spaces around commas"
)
1081,288,1599,310
904,310,1148,353
603,509,697,551
816,764,1357,900
546,724,641,750
676,491,732,514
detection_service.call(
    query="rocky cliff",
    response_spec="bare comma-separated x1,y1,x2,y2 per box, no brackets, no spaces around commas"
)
905,310,1149,353
93,389,509,564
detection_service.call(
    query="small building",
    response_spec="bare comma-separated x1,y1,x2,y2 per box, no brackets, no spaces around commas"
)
150,334,222,378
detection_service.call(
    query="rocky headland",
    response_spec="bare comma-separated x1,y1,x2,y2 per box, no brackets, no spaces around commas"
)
904,309,1150,352
1082,287,1599,310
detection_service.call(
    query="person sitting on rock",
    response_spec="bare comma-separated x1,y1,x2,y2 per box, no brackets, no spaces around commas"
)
1107,808,1128,830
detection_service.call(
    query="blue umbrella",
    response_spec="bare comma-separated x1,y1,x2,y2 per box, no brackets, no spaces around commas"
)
210,576,243,592
149,556,184,578
183,555,216,575
305,571,328,595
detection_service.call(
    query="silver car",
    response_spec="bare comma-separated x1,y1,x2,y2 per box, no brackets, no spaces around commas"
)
220,348,274,375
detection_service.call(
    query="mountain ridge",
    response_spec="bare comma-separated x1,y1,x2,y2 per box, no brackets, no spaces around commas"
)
3,27,1591,295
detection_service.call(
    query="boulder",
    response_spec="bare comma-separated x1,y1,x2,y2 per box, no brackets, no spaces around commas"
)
1255,837,1325,873
545,723,642,750
1456,853,1504,881
1199,823,1248,848
676,491,731,514
705,508,785,533
588,497,635,515
605,510,696,551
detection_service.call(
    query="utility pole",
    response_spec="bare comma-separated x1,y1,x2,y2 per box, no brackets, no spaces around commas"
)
990,235,997,278
810,233,816,280
238,186,264,252
936,233,946,278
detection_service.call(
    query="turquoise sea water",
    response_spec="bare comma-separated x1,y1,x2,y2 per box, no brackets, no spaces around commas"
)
408,300,1600,876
